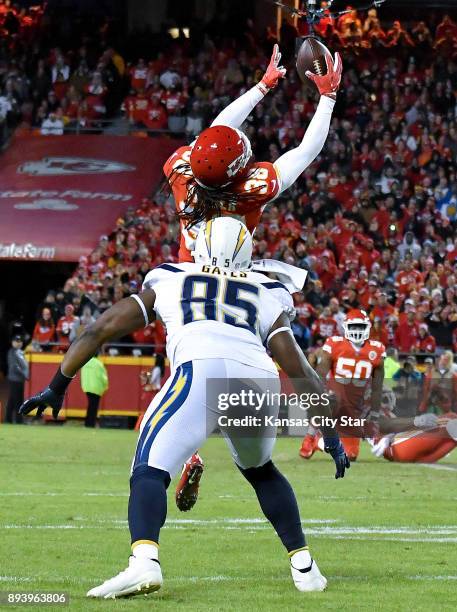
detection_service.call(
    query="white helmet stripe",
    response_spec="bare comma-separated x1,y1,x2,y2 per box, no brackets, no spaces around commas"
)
192,217,253,271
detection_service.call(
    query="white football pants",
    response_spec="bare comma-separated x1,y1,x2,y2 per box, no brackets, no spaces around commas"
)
132,358,281,476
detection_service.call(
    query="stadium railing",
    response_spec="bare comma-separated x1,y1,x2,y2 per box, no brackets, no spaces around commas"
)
20,120,186,137
27,341,166,355
26,341,437,363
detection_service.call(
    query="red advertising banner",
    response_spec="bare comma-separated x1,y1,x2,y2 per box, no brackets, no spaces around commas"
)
24,354,171,417
0,133,181,262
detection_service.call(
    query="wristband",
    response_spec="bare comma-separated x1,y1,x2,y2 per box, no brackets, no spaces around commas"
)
256,82,269,96
49,367,74,394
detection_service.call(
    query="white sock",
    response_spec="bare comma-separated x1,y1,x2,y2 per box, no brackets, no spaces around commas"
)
308,426,316,437
316,436,325,451
133,543,159,561
290,549,312,569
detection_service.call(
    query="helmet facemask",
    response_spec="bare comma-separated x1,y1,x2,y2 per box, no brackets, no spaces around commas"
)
343,322,371,345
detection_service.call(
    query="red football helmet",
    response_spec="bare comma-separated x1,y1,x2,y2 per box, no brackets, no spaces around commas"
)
343,309,371,344
190,125,252,189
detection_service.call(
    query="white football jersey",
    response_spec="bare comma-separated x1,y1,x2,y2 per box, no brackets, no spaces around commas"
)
142,262,294,374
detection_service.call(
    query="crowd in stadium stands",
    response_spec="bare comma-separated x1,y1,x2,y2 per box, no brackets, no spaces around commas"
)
5,4,457,359
30,207,169,354
0,0,127,138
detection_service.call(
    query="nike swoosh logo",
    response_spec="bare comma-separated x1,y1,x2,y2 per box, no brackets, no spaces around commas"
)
291,560,314,574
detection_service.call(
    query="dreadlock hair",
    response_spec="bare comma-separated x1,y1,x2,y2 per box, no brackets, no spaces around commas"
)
169,161,262,229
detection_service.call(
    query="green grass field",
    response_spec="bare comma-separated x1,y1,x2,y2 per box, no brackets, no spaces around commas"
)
0,424,456,611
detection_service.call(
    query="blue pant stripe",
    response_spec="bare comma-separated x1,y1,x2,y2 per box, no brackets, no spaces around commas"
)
134,362,193,468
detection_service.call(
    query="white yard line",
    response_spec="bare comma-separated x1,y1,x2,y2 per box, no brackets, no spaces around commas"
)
2,520,457,543
166,518,340,525
395,462,457,473
2,573,457,587
418,463,457,472
408,575,457,580
69,517,339,526
325,535,457,543
0,492,387,500
0,492,128,497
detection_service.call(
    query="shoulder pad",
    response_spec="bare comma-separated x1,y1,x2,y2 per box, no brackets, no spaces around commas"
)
260,281,295,321
142,263,186,291
368,340,385,350
322,336,343,354
367,340,386,359
164,145,192,177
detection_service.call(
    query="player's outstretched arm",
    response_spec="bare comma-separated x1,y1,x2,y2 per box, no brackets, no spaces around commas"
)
268,315,326,399
19,291,156,419
374,363,440,433
58,290,156,377
274,53,342,195
268,314,350,479
378,412,439,435
211,44,286,129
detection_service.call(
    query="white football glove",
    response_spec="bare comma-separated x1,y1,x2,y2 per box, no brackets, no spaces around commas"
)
371,435,394,457
413,413,439,430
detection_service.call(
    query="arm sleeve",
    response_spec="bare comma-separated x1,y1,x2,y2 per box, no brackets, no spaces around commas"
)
274,96,335,194
211,85,265,129
261,284,296,321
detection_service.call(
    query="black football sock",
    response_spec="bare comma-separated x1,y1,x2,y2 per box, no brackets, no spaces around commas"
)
128,465,171,548
238,460,306,553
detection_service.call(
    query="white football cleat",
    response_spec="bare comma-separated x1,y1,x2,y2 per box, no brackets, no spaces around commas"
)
87,556,162,599
290,550,327,592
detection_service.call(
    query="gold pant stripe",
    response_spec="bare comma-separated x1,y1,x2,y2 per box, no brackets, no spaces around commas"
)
131,539,159,551
288,545,309,558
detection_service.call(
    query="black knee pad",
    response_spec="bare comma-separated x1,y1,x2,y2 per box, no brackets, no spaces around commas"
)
130,464,171,489
237,460,276,484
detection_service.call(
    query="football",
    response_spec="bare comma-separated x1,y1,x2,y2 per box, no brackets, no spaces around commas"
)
296,36,331,84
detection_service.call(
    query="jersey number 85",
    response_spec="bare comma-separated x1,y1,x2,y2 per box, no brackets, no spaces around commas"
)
181,275,259,334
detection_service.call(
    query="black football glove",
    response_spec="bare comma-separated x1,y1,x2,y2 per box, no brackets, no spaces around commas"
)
19,367,73,419
323,437,351,479
19,386,65,420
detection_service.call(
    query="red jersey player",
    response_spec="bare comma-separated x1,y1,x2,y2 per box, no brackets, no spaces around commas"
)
300,309,385,461
56,304,79,350
300,310,443,461
169,44,343,510
369,389,457,464
311,308,339,345
164,44,342,262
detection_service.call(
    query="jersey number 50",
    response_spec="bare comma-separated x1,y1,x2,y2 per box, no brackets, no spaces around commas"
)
181,275,258,334
335,357,373,386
